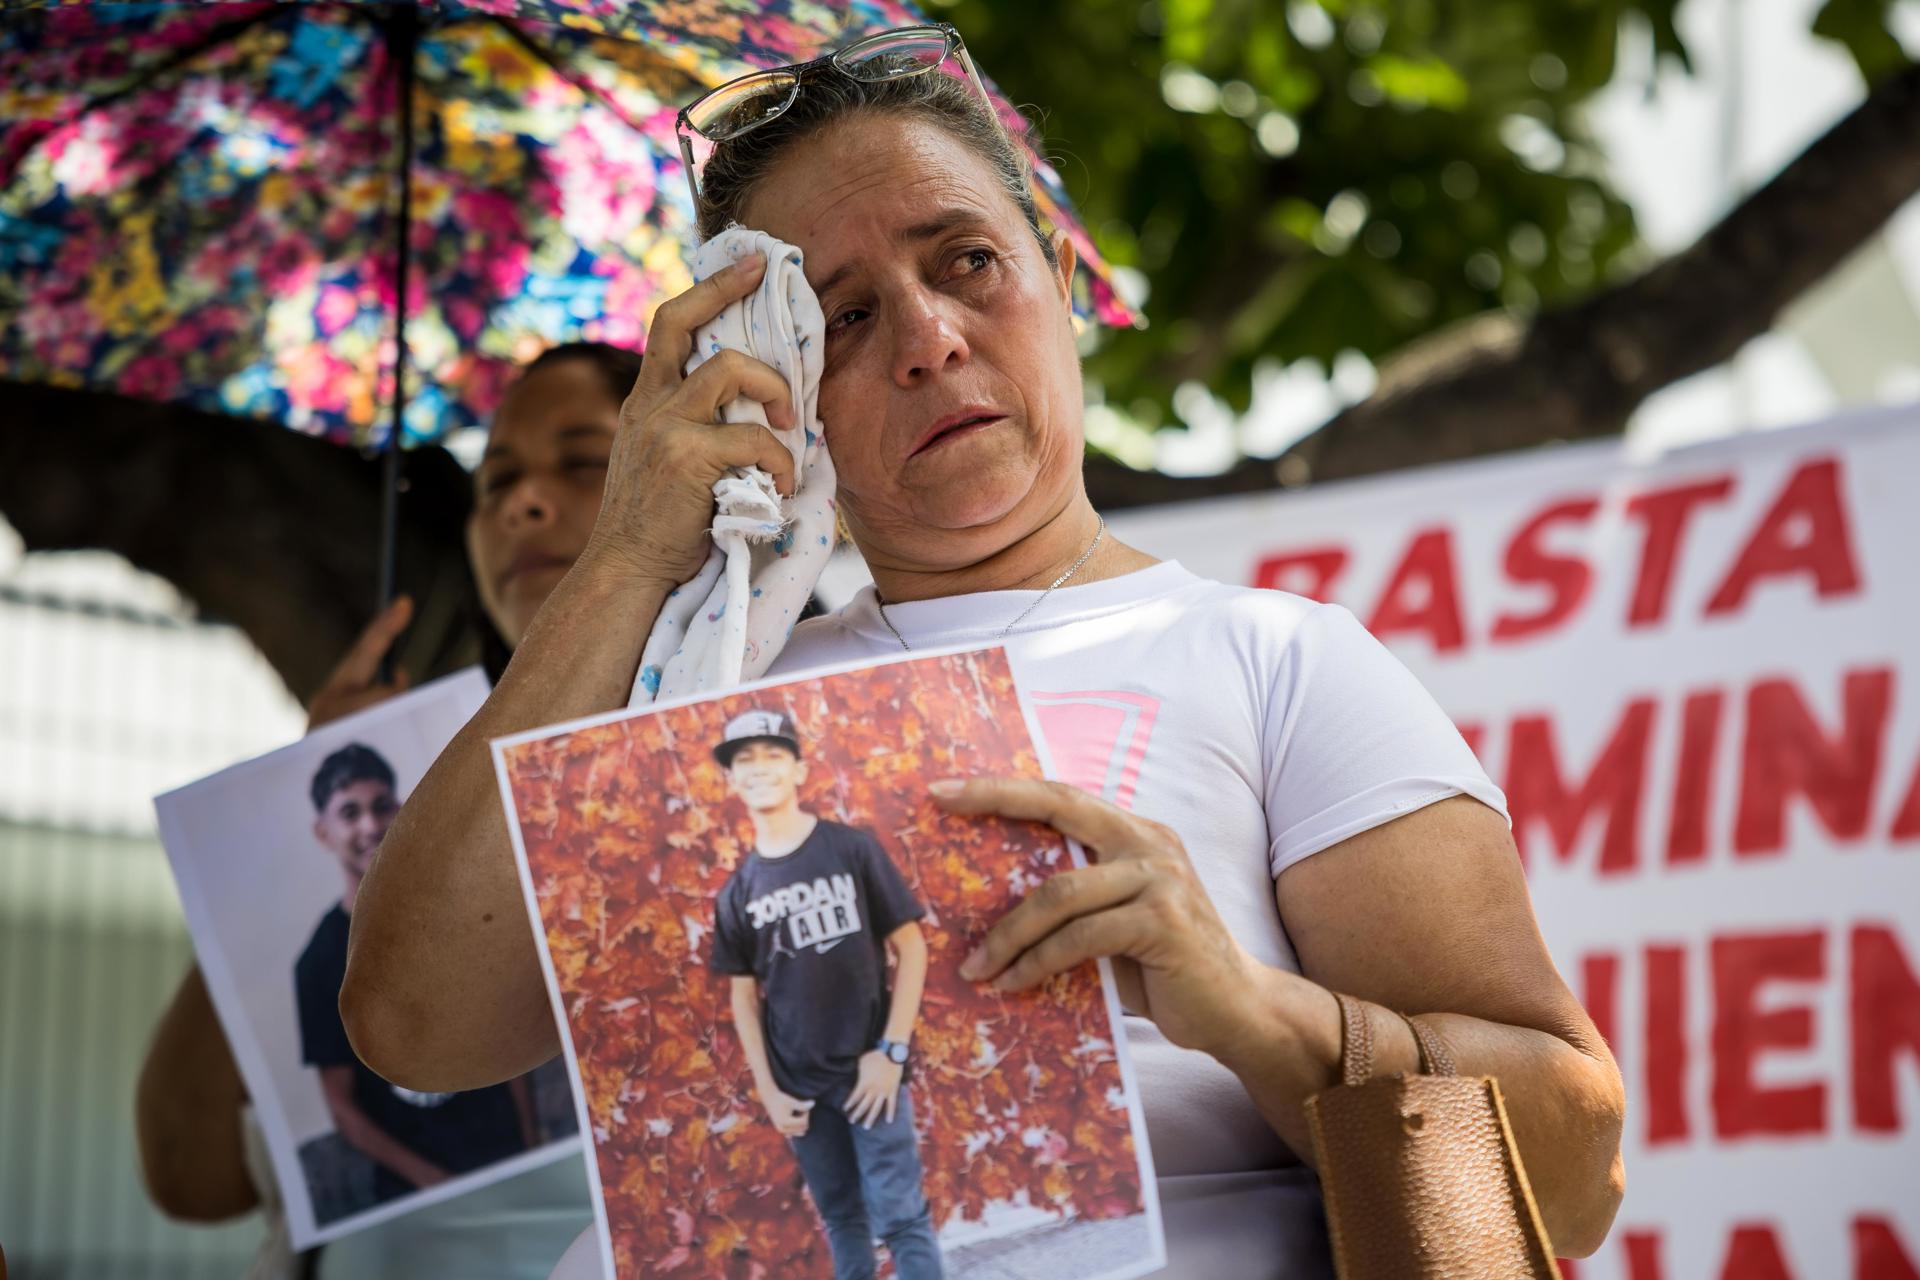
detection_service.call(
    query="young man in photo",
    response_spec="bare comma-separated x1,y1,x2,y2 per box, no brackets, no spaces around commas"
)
707,711,942,1280
295,743,537,1212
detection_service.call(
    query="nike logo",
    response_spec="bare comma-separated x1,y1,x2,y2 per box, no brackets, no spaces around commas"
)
814,938,847,955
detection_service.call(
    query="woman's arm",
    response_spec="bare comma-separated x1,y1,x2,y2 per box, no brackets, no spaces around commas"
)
342,255,800,1092
341,559,676,1090
938,781,1626,1259
1236,795,1624,1256
134,965,258,1222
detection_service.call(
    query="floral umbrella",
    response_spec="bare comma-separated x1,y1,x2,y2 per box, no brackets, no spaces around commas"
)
0,0,1137,451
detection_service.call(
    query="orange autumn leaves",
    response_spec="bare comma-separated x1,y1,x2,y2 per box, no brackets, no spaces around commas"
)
502,650,1146,1278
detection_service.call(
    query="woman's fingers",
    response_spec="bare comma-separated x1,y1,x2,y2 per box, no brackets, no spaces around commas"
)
959,861,1152,984
332,595,414,689
633,255,768,394
700,421,799,497
989,906,1150,994
931,777,1142,859
676,349,796,431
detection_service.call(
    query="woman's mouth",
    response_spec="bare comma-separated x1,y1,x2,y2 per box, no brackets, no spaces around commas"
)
501,549,574,588
909,412,1007,458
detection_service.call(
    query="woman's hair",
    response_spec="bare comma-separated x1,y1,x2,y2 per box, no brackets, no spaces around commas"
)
523,340,644,404
695,58,1057,268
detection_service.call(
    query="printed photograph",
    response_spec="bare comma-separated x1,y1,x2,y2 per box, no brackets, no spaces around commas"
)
493,648,1163,1280
155,669,584,1248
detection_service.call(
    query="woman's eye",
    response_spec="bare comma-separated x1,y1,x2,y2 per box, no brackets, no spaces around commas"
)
826,307,869,335
481,470,520,497
957,247,996,274
564,456,609,474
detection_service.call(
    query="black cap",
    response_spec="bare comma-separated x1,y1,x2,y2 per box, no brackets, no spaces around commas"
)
713,709,802,767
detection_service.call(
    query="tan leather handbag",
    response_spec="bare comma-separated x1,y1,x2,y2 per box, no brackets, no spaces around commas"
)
1304,992,1558,1279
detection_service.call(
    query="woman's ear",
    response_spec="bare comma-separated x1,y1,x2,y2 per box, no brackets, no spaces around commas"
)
1049,228,1077,306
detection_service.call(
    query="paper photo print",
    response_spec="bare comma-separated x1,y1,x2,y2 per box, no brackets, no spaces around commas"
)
155,669,583,1248
493,648,1164,1280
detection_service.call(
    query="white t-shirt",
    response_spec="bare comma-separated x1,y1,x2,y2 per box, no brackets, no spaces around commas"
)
765,560,1510,1279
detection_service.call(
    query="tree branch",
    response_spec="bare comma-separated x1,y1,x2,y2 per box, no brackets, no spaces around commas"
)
0,381,481,702
1087,61,1920,509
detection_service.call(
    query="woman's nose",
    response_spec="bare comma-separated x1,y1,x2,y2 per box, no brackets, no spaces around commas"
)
891,293,970,387
501,475,558,531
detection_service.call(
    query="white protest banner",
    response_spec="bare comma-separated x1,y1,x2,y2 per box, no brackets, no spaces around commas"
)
1108,405,1920,1279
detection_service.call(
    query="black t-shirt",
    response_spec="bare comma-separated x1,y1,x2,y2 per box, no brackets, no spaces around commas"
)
295,903,527,1177
709,820,925,1106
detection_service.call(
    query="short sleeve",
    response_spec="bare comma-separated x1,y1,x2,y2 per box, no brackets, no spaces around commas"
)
294,941,354,1068
856,831,924,938
1262,603,1509,879
708,881,753,976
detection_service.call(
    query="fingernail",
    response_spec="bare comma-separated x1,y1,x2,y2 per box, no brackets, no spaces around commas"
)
929,779,964,799
734,254,765,275
959,946,986,980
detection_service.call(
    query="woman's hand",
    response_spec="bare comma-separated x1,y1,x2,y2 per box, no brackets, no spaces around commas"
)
845,1052,905,1129
933,777,1265,1060
305,596,414,732
584,254,799,588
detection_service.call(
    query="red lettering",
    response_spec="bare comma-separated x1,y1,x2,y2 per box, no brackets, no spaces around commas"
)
1891,752,1920,842
1667,689,1725,866
1719,1223,1796,1280
1706,457,1863,615
1735,668,1892,855
1712,931,1826,1138
1557,1259,1581,1280
1624,1231,1667,1280
1852,925,1920,1133
1855,1217,1920,1280
1492,497,1598,643
1252,545,1348,600
1624,476,1734,627
1456,721,1486,765
1365,527,1466,653
1579,952,1619,1053
1646,944,1689,1144
1505,701,1654,875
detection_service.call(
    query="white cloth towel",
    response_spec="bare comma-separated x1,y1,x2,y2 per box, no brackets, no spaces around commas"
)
626,227,836,708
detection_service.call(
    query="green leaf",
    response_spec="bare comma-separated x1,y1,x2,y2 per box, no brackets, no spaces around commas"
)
1366,53,1470,110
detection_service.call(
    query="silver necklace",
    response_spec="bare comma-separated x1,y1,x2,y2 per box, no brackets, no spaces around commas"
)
877,517,1107,652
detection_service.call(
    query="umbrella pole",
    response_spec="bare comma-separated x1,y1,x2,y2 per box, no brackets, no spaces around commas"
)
376,4,421,680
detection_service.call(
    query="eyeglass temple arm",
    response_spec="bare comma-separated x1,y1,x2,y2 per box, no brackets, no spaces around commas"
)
678,125,703,225
952,44,1001,134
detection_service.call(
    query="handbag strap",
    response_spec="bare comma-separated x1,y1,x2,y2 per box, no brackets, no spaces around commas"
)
1335,992,1375,1087
1334,994,1460,1080
1402,1013,1458,1076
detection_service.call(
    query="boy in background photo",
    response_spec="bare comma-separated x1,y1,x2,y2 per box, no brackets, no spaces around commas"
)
297,743,536,1215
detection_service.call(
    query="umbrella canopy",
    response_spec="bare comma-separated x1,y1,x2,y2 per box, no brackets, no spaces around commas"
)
0,0,1137,449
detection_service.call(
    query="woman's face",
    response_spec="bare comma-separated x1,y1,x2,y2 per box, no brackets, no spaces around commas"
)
467,358,619,646
739,113,1083,574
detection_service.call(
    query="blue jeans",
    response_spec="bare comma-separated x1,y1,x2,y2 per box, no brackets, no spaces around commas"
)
788,1087,943,1280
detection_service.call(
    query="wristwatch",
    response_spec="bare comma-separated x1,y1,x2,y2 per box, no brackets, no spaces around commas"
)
875,1038,910,1066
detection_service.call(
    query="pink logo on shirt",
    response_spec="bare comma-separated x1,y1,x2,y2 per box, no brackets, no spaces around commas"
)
1029,690,1161,811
